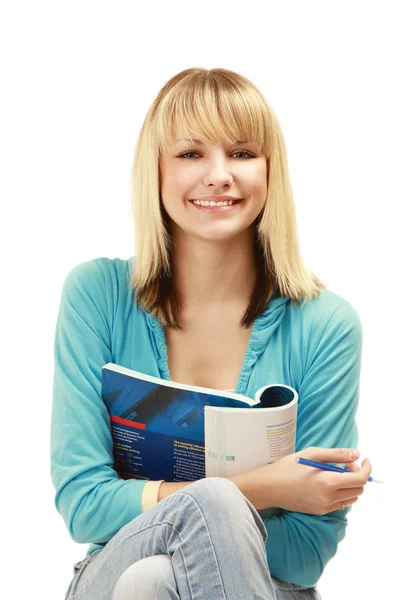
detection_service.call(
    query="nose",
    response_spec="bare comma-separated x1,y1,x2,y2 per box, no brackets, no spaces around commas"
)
203,157,234,187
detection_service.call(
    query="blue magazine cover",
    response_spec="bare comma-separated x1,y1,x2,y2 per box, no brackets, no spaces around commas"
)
102,363,298,483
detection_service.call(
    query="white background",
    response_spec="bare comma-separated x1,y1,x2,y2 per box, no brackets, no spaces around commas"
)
2,1,398,598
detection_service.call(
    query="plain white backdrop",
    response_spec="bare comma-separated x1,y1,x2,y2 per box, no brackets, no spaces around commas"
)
2,1,398,598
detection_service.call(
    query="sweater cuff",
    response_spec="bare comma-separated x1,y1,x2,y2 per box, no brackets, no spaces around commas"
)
141,480,165,512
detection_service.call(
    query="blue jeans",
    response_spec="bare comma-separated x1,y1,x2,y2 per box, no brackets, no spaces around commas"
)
65,478,323,599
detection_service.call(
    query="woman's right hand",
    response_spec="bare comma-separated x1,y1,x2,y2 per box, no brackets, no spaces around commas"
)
235,447,372,514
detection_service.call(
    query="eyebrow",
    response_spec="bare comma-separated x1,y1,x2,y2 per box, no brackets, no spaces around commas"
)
177,139,249,145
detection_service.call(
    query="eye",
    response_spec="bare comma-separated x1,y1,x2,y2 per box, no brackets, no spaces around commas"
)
177,150,255,160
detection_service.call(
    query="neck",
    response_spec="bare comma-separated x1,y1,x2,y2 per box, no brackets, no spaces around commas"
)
170,227,257,310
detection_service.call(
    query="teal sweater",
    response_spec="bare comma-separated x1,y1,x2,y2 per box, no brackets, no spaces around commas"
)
50,257,362,587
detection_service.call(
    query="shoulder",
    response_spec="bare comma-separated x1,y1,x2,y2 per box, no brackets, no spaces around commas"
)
308,287,361,328
290,288,363,352
59,257,134,326
61,256,132,295
58,257,134,336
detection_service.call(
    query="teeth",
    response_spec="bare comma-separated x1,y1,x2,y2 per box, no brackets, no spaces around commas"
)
192,199,234,207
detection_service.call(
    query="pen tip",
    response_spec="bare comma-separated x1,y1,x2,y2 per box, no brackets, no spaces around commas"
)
373,478,384,484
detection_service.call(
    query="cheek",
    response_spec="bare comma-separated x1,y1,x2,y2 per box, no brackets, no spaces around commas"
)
162,167,192,194
251,170,268,195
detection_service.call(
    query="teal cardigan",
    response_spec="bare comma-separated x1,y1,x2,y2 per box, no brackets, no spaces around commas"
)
50,257,362,586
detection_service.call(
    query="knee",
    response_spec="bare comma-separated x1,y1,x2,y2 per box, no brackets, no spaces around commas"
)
186,476,244,499
181,477,267,541
182,477,247,512
112,555,176,600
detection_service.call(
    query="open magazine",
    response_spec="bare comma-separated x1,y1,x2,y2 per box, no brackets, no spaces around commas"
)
102,362,298,482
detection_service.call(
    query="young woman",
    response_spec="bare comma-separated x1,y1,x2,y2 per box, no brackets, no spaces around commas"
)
51,67,372,600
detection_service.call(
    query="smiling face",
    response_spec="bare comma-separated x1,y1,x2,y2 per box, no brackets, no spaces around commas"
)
159,137,268,242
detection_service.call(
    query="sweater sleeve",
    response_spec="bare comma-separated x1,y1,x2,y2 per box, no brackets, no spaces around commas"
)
50,259,147,545
263,298,363,587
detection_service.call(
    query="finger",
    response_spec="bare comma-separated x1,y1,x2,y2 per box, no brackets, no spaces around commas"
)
335,463,360,472
338,462,361,473
337,487,364,501
359,458,372,480
334,458,371,488
328,496,359,513
303,447,361,465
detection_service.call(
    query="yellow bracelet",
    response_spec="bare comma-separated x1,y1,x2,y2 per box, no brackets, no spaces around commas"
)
141,480,165,512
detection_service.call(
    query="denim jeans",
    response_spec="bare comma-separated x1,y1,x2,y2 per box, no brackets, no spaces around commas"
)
65,478,323,600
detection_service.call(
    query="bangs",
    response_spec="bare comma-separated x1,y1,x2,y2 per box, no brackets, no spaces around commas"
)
156,73,272,158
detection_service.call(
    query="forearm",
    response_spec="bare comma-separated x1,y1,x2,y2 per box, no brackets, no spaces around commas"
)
157,480,196,501
228,468,275,510
158,471,275,511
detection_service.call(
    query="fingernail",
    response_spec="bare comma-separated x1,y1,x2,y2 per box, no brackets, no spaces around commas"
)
349,449,360,459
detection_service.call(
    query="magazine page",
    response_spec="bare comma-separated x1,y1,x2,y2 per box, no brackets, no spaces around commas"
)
205,384,298,477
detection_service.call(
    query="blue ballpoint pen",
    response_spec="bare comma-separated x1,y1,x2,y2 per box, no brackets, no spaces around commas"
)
296,457,384,483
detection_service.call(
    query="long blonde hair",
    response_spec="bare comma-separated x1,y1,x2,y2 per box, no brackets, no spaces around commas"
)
129,67,325,331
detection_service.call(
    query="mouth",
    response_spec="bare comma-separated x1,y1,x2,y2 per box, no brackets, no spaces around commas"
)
188,198,244,213
189,198,243,206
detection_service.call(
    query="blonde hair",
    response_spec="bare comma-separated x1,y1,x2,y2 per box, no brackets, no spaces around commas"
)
129,67,325,331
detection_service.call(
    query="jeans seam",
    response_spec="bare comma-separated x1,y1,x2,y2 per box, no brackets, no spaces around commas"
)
73,516,226,600
71,522,178,595
74,488,243,600
173,490,228,599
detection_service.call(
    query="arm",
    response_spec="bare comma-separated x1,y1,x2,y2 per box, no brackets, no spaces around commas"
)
157,481,194,501
250,298,363,587
51,260,148,544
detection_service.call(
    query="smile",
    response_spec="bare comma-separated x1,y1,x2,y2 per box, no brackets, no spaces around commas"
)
189,199,244,213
